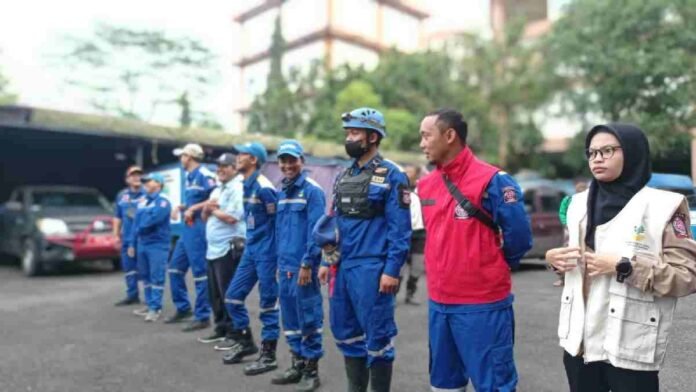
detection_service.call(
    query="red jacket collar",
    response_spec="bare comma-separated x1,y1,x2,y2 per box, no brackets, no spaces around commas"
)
439,146,474,178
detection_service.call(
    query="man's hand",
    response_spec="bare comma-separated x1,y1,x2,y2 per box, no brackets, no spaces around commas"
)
585,252,620,277
127,246,135,258
206,199,220,212
545,247,581,272
170,209,180,221
298,267,312,286
379,274,399,294
114,234,122,250
184,209,194,222
318,266,330,285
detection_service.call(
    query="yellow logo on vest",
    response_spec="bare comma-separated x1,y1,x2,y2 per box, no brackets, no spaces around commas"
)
632,224,646,242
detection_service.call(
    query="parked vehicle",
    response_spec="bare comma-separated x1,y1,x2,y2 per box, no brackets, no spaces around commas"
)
0,185,119,276
520,184,566,259
648,173,696,239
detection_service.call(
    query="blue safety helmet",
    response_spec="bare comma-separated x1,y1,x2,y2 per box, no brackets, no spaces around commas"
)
341,107,386,138
234,142,268,166
277,139,304,159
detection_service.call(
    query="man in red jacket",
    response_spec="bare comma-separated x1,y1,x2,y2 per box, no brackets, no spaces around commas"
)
417,109,532,392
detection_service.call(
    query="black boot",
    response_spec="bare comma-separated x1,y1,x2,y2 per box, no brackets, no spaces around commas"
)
271,352,305,385
244,339,278,375
405,276,419,305
296,358,321,392
344,356,369,392
369,362,392,392
222,328,258,365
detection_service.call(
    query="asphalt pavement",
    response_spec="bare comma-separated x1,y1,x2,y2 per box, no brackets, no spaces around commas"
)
1,259,695,392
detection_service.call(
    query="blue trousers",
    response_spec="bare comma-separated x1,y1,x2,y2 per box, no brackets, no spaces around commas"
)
279,269,323,359
329,260,397,367
137,243,169,311
225,252,279,341
168,220,210,321
120,243,139,300
428,296,518,392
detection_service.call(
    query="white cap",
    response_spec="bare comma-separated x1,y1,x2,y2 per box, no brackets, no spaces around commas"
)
173,143,204,160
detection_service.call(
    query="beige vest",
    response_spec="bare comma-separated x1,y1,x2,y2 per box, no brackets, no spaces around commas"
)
559,187,683,371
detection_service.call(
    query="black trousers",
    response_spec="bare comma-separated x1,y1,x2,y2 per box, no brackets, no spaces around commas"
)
563,351,659,392
207,244,243,336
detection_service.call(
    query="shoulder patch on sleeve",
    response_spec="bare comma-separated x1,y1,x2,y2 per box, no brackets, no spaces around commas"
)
160,199,169,208
671,212,689,239
398,183,411,208
207,178,217,187
266,202,276,214
502,186,517,204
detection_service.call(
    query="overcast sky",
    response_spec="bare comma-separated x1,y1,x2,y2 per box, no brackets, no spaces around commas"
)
0,0,572,134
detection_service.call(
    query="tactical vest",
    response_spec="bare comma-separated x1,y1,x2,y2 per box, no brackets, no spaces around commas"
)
335,157,385,219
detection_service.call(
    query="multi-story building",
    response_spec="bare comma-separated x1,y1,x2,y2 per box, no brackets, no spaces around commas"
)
232,0,428,132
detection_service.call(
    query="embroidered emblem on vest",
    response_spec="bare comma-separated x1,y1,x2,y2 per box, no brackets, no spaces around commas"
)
632,224,646,241
672,213,689,239
454,204,469,220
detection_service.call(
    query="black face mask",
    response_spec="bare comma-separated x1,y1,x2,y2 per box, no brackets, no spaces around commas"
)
345,140,369,159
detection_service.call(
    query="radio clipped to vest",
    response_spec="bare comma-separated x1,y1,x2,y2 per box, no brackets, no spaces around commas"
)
335,157,385,219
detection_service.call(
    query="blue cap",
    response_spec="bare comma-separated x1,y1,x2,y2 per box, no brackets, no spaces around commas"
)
143,172,165,186
234,142,268,165
313,214,338,247
341,107,386,137
277,139,304,159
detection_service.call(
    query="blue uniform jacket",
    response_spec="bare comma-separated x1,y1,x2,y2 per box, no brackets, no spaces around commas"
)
480,172,533,268
114,188,145,246
334,156,412,278
130,192,172,246
243,171,278,260
276,171,326,273
184,165,217,220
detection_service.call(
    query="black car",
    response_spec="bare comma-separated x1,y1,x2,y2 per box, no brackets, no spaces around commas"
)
0,185,119,276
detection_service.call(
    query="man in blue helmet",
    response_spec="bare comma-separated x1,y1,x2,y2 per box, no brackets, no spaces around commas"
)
113,165,145,306
221,142,281,376
128,173,171,322
316,108,412,392
271,140,326,392
166,143,215,332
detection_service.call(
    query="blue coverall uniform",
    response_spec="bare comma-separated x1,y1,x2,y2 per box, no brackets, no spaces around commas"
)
225,171,280,341
169,165,216,321
130,192,172,311
428,172,533,392
114,188,145,300
330,157,412,366
276,171,326,360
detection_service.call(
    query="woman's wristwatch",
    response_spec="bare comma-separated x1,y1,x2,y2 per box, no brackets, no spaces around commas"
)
615,257,633,283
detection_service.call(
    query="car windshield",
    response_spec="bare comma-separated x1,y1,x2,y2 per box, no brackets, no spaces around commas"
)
32,191,109,209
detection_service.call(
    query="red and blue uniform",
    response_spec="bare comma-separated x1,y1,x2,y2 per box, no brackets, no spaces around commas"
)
169,165,216,321
418,147,532,392
114,188,145,301
130,192,171,312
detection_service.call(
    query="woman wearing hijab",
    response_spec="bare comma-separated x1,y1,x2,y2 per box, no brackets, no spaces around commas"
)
546,123,696,392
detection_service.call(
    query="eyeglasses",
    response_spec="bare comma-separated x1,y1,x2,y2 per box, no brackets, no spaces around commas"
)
341,112,383,129
585,145,622,161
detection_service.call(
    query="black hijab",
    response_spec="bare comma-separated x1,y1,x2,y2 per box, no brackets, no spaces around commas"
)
584,123,651,249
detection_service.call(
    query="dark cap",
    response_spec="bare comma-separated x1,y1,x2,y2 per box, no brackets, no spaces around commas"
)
216,153,236,166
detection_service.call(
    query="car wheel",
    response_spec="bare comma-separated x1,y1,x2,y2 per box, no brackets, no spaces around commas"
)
111,258,122,271
21,239,42,276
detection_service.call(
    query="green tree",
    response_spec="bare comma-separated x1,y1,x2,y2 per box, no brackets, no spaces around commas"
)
383,109,419,151
547,0,696,157
451,21,559,171
59,23,218,127
247,16,302,137
0,55,17,104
